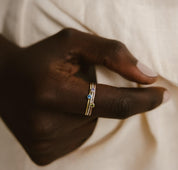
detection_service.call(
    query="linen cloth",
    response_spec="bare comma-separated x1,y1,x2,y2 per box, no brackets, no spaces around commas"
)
0,0,178,169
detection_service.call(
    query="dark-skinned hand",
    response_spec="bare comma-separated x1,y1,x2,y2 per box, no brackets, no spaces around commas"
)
0,28,167,165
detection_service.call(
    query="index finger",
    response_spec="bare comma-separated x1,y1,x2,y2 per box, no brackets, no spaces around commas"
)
36,79,168,119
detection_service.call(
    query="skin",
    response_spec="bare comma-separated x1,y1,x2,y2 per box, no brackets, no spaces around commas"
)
0,28,166,165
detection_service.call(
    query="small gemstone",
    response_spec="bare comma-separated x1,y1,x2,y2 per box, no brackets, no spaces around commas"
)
91,88,95,92
87,95,92,99
90,103,95,108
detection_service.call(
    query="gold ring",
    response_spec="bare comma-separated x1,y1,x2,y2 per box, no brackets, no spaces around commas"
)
85,83,96,116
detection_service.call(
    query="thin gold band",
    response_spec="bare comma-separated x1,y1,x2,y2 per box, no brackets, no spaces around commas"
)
85,83,96,116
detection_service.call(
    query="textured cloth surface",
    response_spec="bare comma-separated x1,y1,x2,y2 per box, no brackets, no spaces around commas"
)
0,0,178,170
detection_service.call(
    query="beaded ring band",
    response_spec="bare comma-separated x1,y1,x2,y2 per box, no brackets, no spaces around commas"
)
85,83,96,116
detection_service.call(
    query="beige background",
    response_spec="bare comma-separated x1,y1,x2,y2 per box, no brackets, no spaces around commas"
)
0,0,178,169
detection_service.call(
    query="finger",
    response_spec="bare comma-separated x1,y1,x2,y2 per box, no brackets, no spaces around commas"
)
37,78,168,119
59,28,158,84
93,84,168,119
29,28,157,84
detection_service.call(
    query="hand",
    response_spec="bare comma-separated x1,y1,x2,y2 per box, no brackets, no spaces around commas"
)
0,28,167,165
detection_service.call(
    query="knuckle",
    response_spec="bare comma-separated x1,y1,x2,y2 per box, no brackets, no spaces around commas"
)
27,117,58,165
30,157,51,166
35,90,55,106
110,40,126,53
30,114,57,137
118,96,132,118
58,28,77,40
34,82,59,106
28,147,54,166
112,96,132,119
104,40,127,63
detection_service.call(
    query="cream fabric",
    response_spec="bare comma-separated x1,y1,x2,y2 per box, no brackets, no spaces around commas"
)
0,0,178,170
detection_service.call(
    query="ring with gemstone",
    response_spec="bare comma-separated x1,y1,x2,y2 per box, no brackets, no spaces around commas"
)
85,83,96,116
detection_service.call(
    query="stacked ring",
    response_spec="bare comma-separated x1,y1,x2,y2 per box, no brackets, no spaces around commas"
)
85,83,96,116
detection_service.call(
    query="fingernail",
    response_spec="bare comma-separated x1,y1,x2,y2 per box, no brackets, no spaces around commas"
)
162,90,170,103
136,61,158,77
